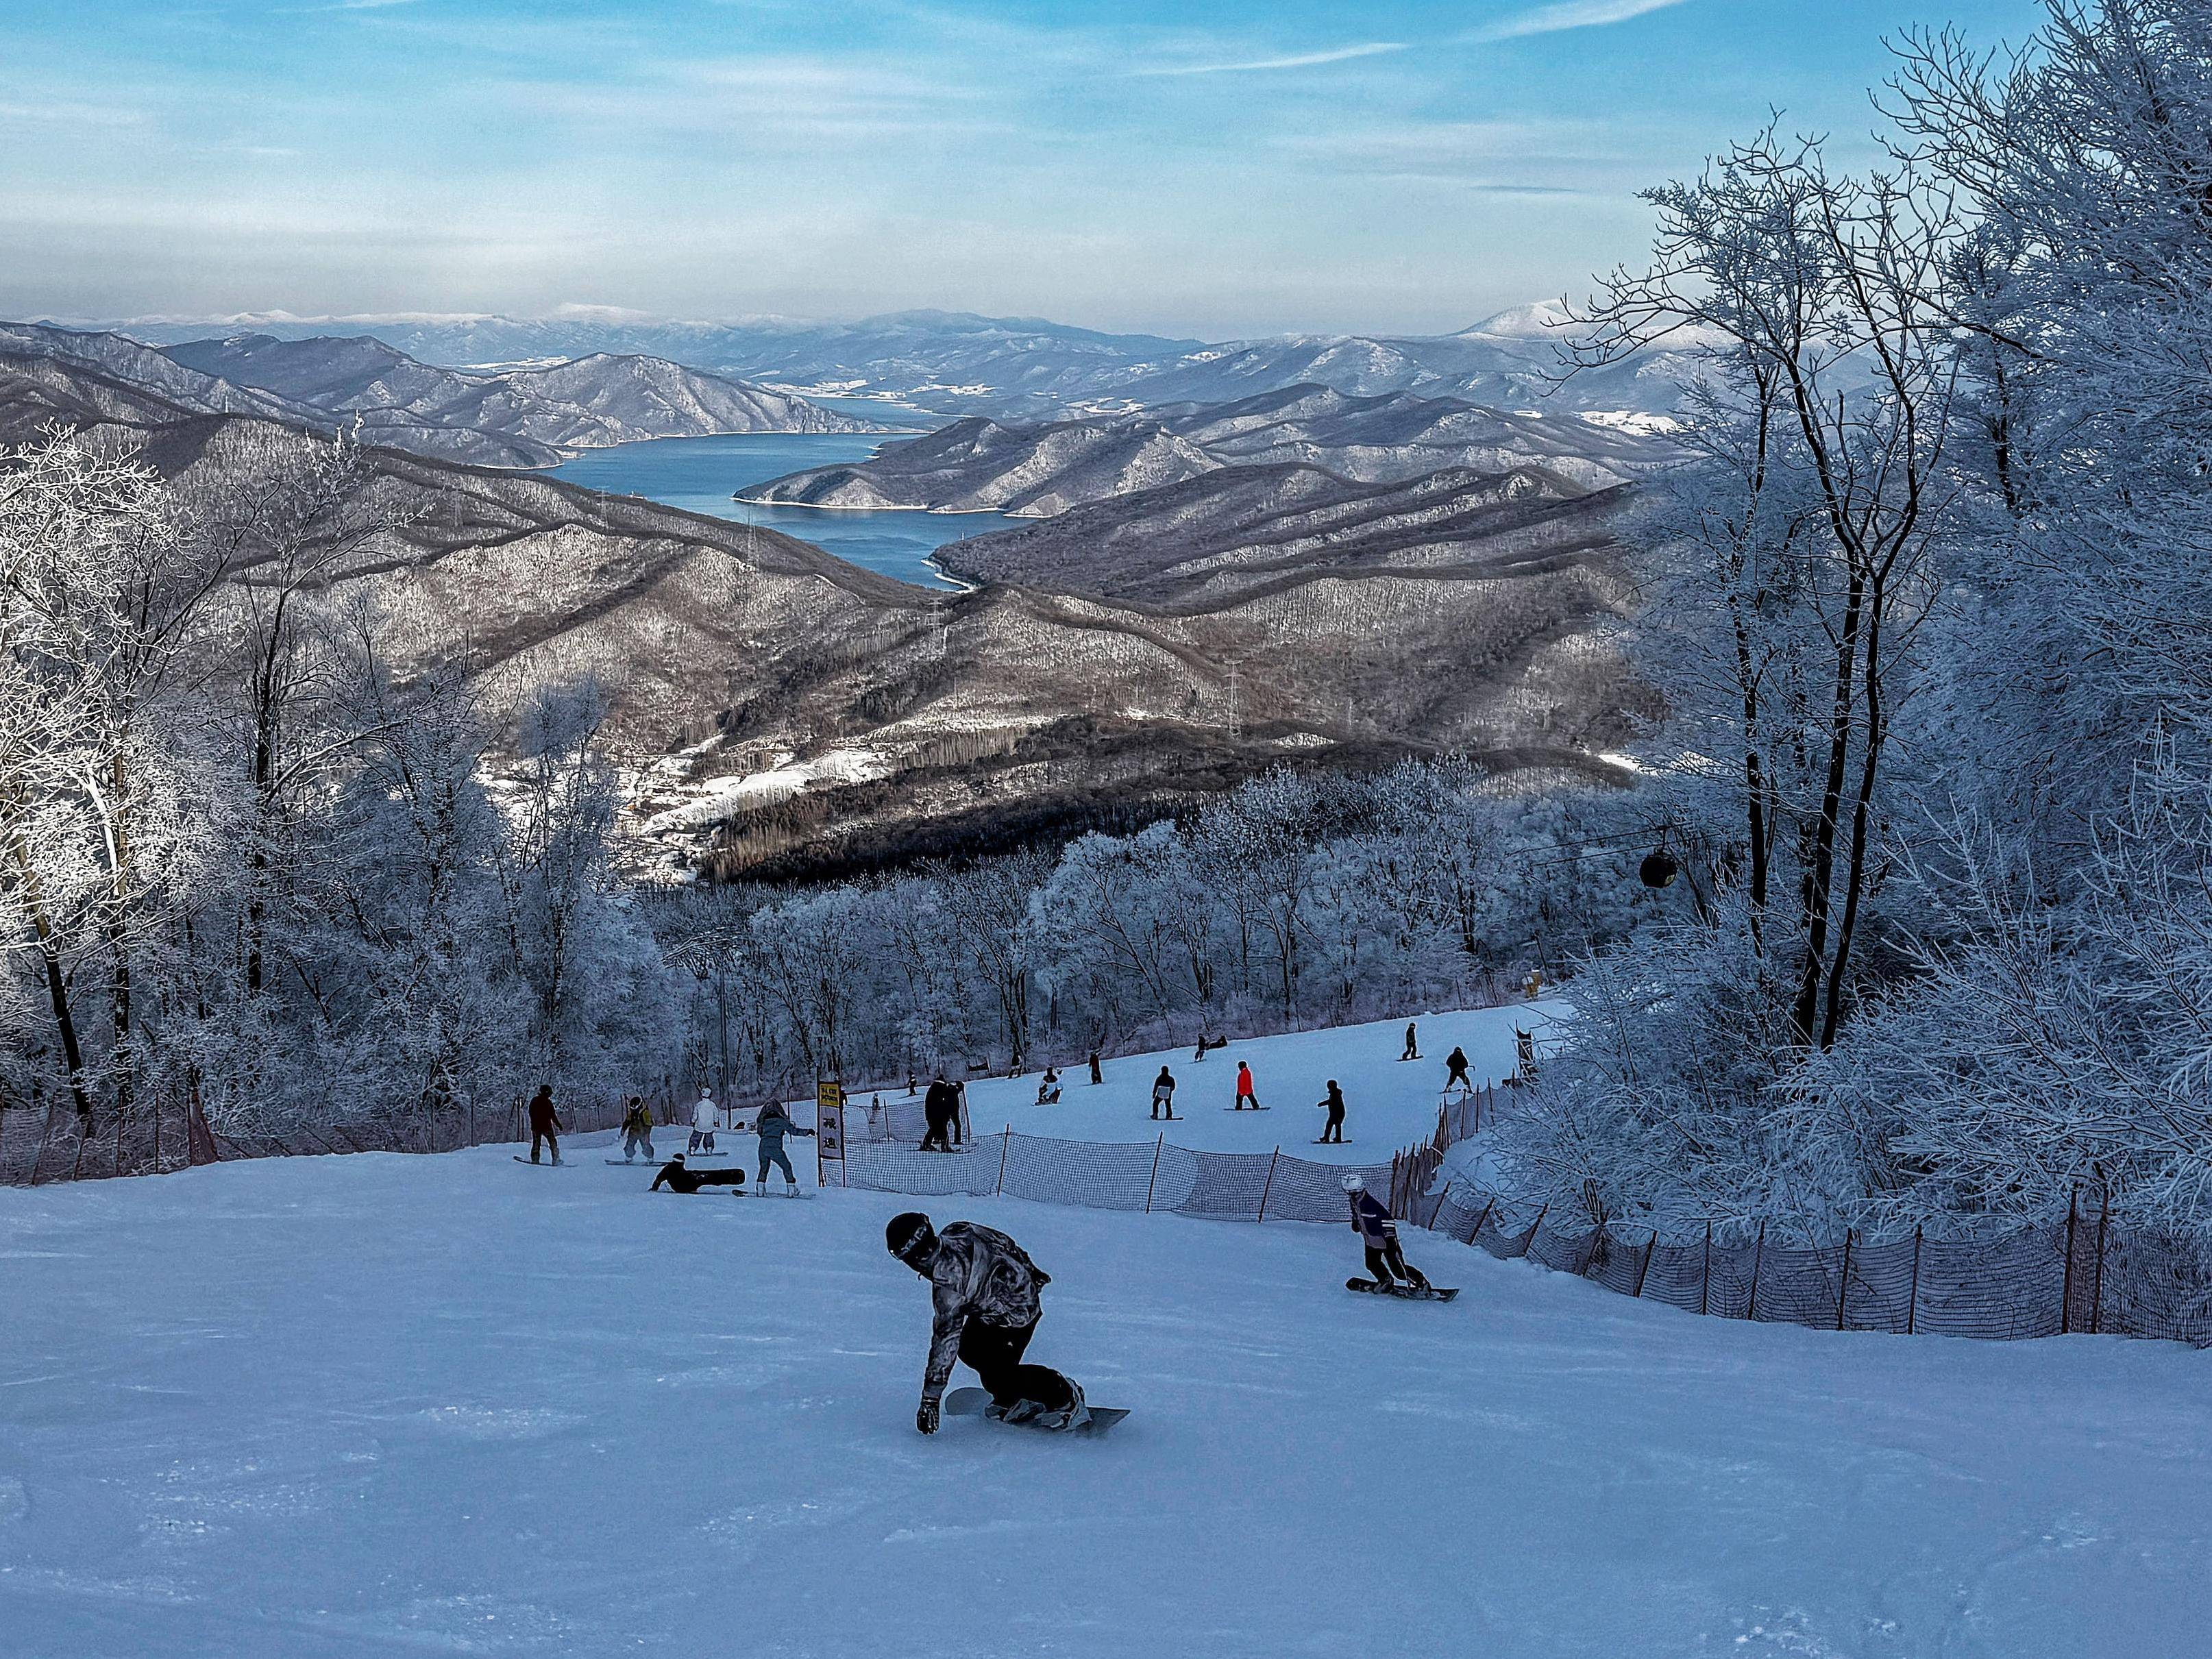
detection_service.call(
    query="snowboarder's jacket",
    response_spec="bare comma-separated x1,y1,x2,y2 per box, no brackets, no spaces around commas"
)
757,1098,806,1148
527,1090,558,1133
622,1101,652,1135
693,1094,717,1132
924,1079,959,1119
1348,1188,1397,1246
921,1222,1050,1399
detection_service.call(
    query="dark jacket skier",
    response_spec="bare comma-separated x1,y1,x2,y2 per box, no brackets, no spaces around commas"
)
650,1154,745,1194
1151,1066,1177,1120
885,1213,1085,1433
1316,1079,1347,1143
1400,1022,1419,1061
1343,1175,1428,1288
921,1075,959,1152
526,1085,562,1164
1087,1050,1103,1085
1444,1047,1473,1091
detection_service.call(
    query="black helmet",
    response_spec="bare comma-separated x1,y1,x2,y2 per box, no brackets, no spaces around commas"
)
885,1212,935,1262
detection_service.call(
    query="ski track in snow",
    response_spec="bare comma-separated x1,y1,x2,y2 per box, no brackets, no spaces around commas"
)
1,1020,2208,1656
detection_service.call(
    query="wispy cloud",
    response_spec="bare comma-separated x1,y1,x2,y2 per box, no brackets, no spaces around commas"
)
1471,0,1691,43
1133,42,1408,78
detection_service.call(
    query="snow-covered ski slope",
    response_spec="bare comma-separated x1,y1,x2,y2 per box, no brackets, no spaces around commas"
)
2,1130,2205,1656
941,1003,1563,1158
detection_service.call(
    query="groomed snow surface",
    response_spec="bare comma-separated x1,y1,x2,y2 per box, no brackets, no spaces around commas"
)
4,1022,2209,1657
944,1004,1558,1160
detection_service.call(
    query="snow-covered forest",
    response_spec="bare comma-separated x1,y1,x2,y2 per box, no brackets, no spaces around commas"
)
1504,0,2212,1255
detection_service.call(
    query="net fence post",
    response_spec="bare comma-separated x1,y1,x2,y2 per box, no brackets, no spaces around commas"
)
1836,1228,1853,1330
1144,1133,1164,1214
1633,1232,1656,1299
1906,1225,1921,1335
1698,1222,1711,1316
1256,1146,1280,1224
994,1129,1010,1196
2060,1185,2078,1335
2089,1188,2110,1336
1745,1219,1765,1320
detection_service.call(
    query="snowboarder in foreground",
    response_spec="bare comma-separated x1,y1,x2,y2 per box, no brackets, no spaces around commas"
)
527,1085,562,1164
1232,1060,1259,1110
689,1086,719,1155
1151,1065,1177,1120
619,1094,654,1162
1342,1172,1430,1291
1443,1047,1474,1098
753,1096,814,1192
1315,1079,1347,1143
885,1212,1087,1434
651,1153,746,1193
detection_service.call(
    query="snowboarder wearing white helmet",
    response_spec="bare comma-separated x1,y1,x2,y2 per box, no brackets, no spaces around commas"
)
1342,1172,1429,1291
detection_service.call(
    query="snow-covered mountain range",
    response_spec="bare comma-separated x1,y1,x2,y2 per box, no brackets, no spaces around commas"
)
1,321,886,468
739,383,1670,519
87,304,1706,421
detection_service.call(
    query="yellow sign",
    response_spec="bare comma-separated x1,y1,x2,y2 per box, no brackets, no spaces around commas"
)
815,1079,846,1186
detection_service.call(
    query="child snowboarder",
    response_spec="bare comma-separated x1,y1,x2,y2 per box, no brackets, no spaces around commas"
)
526,1085,562,1164
619,1094,654,1162
1151,1066,1177,1120
1342,1172,1430,1290
1232,1060,1259,1110
1315,1079,1347,1143
885,1212,1087,1433
753,1096,815,1193
689,1086,718,1155
1035,1067,1062,1105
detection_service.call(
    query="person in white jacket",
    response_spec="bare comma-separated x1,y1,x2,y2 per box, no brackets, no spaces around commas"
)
689,1087,719,1155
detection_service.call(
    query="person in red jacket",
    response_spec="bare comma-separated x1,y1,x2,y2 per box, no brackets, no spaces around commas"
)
1232,1060,1259,1110
526,1085,563,1164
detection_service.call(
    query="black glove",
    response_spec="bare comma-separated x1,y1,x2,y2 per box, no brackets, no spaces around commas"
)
916,1395,940,1436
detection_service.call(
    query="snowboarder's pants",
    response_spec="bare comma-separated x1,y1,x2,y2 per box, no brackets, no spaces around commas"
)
1151,1096,1174,1119
689,1129,715,1154
1401,1038,1418,1060
1365,1240,1427,1289
1446,1065,1471,1090
758,1142,796,1183
959,1317,1077,1414
1320,1107,1344,1142
531,1129,558,1162
624,1129,653,1161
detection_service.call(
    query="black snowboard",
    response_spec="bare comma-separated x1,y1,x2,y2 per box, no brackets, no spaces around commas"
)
513,1156,569,1168
942,1386,1129,1434
1346,1277,1458,1302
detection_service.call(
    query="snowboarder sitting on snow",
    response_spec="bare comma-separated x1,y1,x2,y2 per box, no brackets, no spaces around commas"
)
885,1212,1087,1434
1151,1065,1177,1120
650,1153,746,1194
1443,1047,1473,1096
1342,1172,1429,1290
689,1086,719,1155
920,1072,959,1152
527,1085,562,1164
753,1096,813,1192
619,1095,654,1162
1315,1079,1347,1143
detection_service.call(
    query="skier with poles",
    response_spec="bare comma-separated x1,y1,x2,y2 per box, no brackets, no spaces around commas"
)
885,1212,1088,1434
1342,1172,1451,1298
753,1096,814,1194
1443,1047,1474,1098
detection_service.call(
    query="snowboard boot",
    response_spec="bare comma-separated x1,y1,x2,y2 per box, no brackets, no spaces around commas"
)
1035,1381,1090,1432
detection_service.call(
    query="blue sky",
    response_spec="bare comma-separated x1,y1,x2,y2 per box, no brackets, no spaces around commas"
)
3,0,2049,336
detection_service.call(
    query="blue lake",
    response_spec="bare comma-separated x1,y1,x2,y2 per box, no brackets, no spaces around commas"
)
542,432,1003,591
